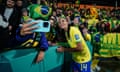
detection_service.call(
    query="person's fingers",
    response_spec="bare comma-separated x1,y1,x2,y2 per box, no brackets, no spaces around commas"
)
23,32,33,35
57,47,64,52
20,26,38,36
36,52,44,63
20,29,33,36
36,57,43,63
23,26,38,32
23,22,38,28
57,48,61,52
30,22,38,25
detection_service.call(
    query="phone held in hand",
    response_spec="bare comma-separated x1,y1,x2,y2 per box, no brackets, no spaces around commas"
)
28,20,50,32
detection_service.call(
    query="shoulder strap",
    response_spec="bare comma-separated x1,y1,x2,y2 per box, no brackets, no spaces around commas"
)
32,32,41,47
34,32,41,41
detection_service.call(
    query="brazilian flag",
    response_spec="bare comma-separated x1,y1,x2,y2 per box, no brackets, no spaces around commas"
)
28,4,52,20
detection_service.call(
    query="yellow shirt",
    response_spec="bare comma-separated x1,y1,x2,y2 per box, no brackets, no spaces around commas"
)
84,34,91,41
88,18,98,28
65,26,91,63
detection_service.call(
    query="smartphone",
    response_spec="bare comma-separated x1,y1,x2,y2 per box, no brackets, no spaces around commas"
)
28,20,50,32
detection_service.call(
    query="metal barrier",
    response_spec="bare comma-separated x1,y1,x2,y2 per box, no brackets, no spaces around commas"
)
0,46,64,72
0,41,92,72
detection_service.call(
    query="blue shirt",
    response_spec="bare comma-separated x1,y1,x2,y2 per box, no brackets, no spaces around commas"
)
16,27,48,50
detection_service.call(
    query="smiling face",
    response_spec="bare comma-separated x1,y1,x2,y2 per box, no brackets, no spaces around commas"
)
59,18,68,31
73,17,79,25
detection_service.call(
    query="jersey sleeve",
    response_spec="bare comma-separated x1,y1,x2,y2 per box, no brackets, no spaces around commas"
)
16,27,33,42
39,32,48,50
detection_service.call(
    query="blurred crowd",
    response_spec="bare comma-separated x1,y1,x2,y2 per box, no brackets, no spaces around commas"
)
0,0,120,51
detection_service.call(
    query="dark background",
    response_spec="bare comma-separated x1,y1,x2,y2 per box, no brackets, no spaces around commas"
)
0,0,120,7
57,0,120,7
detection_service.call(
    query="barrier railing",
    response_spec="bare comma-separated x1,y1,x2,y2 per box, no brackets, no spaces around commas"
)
0,41,92,72
0,46,64,72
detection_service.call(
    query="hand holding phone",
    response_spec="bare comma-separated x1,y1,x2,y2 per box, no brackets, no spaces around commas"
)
28,20,50,32
20,22,38,36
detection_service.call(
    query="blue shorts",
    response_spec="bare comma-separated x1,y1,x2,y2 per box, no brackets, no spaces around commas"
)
72,61,91,72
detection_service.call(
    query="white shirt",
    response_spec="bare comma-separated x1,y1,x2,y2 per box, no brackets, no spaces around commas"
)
4,8,13,21
0,15,8,28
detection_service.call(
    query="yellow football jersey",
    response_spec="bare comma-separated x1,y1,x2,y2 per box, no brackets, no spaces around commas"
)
84,34,91,41
65,26,91,63
88,18,98,28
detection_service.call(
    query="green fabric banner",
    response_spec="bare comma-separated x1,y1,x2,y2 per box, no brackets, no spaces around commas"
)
99,33,120,57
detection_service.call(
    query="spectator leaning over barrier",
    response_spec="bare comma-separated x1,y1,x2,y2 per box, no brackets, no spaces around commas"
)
16,3,52,63
57,16,92,72
16,21,48,63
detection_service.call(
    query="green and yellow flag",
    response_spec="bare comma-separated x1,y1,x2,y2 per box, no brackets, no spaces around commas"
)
28,4,52,20
99,33,120,57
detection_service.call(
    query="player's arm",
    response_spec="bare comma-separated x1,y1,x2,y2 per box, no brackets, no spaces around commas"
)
57,42,83,52
68,42,83,52
57,32,83,52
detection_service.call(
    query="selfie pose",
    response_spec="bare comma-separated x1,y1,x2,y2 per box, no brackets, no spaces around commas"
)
57,16,92,72
16,4,52,63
